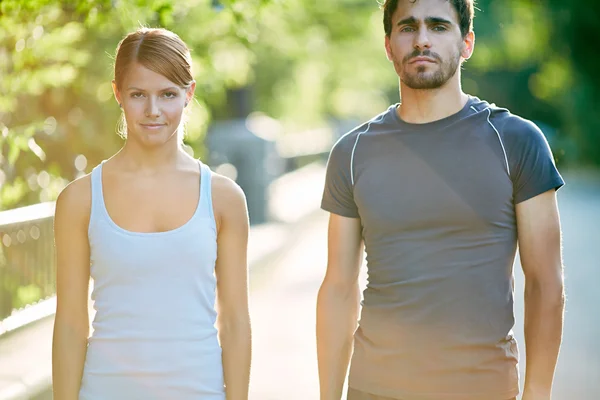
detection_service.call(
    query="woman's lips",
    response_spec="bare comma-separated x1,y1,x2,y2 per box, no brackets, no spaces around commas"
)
140,123,166,130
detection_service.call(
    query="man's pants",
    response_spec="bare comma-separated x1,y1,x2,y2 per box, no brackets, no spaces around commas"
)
347,388,517,400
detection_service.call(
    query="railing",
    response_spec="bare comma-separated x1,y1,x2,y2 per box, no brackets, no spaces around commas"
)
0,123,343,335
0,202,56,332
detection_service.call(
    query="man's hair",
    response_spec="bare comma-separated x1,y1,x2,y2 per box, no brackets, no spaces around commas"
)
381,0,475,38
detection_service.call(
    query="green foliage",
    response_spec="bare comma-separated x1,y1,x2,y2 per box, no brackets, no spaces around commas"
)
253,0,599,166
252,0,395,128
0,0,599,211
15,284,42,309
0,0,266,211
464,0,600,166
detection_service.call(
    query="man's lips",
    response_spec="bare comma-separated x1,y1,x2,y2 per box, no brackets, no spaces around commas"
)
409,57,437,64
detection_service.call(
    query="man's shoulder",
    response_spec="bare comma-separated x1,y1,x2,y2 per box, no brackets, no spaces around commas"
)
331,106,396,153
471,97,543,139
473,99,554,163
468,96,509,119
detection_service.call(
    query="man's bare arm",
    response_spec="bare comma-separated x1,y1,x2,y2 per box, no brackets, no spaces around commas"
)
516,189,565,400
316,214,363,400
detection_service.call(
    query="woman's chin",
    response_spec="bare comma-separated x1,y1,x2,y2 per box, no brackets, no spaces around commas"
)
130,130,178,147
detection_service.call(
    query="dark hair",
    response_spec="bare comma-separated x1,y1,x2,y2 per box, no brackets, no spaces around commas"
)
381,0,475,38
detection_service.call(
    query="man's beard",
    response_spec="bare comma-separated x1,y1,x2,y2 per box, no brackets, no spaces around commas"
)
396,49,461,90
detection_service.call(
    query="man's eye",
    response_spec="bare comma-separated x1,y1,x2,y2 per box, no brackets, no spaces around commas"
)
433,25,447,32
400,26,416,33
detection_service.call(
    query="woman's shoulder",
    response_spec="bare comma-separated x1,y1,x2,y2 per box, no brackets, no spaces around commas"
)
207,168,248,223
209,169,246,205
55,173,92,222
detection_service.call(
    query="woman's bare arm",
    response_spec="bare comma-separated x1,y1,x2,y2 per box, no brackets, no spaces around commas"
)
52,176,92,400
212,173,252,400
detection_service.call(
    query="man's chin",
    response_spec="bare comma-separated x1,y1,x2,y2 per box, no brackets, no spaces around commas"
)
401,79,446,90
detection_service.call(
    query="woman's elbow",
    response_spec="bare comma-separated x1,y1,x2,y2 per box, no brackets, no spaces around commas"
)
217,313,251,339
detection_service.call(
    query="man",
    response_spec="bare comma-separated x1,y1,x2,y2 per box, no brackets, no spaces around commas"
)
316,1,565,399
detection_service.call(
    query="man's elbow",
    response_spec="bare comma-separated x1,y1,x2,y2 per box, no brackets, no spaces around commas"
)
524,269,565,307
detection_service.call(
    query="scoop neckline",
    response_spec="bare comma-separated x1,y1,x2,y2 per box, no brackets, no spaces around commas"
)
97,160,204,237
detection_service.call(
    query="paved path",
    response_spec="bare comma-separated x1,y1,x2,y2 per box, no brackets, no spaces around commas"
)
249,168,600,400
249,210,329,400
0,163,327,400
513,170,600,400
8,168,600,399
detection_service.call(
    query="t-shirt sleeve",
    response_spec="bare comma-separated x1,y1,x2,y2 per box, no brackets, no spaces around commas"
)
321,135,360,218
502,115,565,204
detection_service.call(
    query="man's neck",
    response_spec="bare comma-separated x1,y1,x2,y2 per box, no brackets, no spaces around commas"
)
397,80,469,124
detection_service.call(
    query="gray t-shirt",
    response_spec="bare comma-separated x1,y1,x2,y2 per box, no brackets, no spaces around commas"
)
321,96,564,400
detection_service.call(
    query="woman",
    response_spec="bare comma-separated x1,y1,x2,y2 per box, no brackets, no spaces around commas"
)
52,28,251,400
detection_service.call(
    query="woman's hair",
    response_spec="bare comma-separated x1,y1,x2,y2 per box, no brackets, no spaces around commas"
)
113,28,194,139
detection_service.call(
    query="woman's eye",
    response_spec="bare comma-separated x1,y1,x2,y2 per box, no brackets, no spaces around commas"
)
131,92,144,98
163,92,178,98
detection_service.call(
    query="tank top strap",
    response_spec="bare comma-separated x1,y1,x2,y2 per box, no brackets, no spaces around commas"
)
89,161,106,227
198,160,215,224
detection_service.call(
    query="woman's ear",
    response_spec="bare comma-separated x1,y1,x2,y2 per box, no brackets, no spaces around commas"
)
112,80,122,108
185,81,196,107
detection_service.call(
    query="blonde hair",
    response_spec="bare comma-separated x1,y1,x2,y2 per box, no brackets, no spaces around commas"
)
114,28,194,139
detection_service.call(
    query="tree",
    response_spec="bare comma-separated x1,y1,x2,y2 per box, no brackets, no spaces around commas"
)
0,0,265,210
1,0,599,211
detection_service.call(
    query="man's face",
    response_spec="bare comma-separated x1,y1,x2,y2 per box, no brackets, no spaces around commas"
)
384,0,474,90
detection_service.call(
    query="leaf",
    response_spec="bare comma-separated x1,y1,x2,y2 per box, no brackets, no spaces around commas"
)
7,143,20,166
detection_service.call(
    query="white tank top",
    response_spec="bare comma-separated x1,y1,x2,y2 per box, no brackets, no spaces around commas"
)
79,160,225,399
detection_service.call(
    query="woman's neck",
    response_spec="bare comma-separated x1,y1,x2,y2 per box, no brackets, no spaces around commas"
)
114,139,185,173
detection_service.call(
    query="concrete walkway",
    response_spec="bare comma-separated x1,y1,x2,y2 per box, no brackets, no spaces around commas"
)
0,162,327,400
2,167,599,400
250,168,600,400
249,210,328,400
512,169,600,400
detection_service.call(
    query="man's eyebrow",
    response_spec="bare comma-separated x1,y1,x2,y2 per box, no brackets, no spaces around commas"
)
396,16,417,26
396,16,453,26
425,17,453,25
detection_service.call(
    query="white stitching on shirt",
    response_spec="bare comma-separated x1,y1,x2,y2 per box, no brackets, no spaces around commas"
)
350,113,386,186
484,107,511,177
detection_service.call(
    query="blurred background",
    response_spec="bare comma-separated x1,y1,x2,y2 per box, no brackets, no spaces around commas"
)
0,0,599,399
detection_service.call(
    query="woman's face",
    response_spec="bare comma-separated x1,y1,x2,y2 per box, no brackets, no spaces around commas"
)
113,62,195,148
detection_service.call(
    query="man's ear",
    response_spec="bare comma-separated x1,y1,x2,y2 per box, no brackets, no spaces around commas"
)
461,31,475,60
